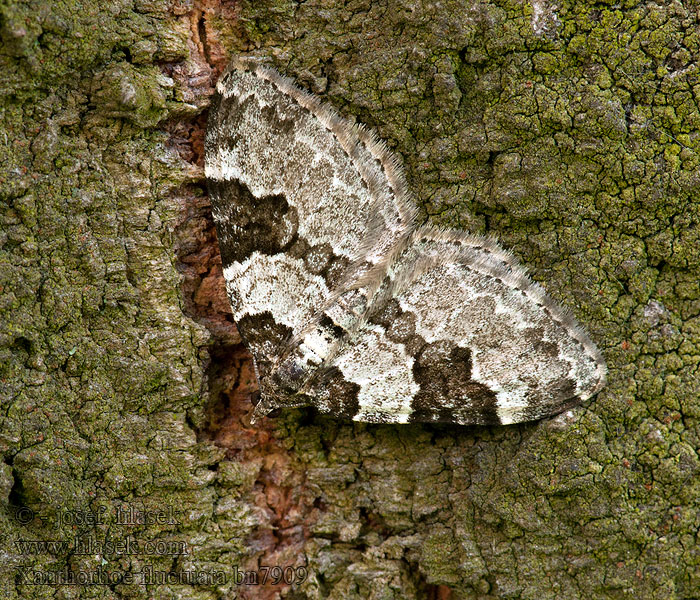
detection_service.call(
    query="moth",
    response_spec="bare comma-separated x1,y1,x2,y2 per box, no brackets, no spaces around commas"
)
204,57,607,426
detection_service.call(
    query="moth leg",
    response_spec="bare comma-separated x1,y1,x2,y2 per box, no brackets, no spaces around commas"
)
250,396,277,424
248,356,275,424
249,393,313,423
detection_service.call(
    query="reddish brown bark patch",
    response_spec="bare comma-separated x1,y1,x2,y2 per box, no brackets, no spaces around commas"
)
168,4,313,598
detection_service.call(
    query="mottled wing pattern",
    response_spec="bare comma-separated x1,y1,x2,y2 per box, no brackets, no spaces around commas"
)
205,58,415,380
206,58,607,426
302,228,607,425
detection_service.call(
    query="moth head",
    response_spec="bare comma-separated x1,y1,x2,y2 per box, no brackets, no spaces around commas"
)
251,367,310,424
268,358,308,397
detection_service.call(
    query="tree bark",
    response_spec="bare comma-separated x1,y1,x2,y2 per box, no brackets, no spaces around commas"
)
2,1,699,599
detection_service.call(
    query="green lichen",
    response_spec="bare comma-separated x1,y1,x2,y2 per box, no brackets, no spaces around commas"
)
0,1,247,598
3,0,700,598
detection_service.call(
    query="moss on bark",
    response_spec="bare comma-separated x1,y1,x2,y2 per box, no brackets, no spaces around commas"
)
2,0,699,598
